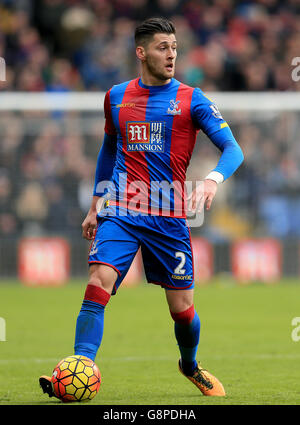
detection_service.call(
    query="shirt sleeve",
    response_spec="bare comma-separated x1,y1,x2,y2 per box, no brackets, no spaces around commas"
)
191,88,244,181
209,127,244,181
93,132,117,197
104,89,117,136
191,87,227,137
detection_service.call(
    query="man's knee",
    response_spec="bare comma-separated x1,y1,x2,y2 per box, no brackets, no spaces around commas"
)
165,288,194,316
83,283,111,306
88,264,118,295
170,304,195,325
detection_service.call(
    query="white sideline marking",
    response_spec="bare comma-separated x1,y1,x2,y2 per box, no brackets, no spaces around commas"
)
0,353,300,365
0,356,172,365
0,317,6,341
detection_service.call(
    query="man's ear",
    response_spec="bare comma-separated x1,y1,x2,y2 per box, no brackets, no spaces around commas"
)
136,46,146,62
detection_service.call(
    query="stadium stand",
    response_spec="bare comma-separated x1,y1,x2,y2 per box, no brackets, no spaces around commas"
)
0,0,300,277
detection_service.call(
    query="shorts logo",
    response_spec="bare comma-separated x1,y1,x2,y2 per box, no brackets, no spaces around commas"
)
90,240,99,256
126,121,165,152
171,274,192,280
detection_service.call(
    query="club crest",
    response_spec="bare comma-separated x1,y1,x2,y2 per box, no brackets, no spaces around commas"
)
167,99,181,115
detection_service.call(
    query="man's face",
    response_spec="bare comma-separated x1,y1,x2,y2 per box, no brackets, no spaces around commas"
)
139,33,177,82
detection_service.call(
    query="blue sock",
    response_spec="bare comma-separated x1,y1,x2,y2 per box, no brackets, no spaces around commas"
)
173,310,201,376
74,284,110,361
74,299,105,361
74,300,105,360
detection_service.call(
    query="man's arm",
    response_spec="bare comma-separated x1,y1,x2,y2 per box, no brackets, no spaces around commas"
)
188,127,244,213
204,126,244,183
189,88,244,212
201,126,244,211
82,133,117,240
93,133,117,197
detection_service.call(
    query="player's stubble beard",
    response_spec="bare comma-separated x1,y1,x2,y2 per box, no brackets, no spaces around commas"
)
144,56,175,84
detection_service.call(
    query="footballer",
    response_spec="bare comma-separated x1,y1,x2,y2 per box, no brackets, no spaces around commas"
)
40,17,243,398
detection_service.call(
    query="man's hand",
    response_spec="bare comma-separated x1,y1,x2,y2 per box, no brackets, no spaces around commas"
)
82,210,98,240
187,179,218,213
81,196,104,240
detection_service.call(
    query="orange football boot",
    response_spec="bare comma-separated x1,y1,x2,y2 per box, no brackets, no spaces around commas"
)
178,360,226,396
39,375,57,398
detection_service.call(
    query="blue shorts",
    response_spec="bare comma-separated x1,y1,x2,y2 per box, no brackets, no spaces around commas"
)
88,211,194,295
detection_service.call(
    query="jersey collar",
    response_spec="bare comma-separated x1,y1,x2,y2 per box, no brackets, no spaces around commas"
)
136,77,175,91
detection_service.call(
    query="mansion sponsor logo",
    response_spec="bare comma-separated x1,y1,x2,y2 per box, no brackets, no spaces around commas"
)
126,121,165,152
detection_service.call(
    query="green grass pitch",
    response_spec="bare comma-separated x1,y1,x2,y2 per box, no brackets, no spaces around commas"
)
0,278,300,405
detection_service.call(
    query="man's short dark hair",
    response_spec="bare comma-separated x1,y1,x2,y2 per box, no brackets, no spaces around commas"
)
135,17,176,47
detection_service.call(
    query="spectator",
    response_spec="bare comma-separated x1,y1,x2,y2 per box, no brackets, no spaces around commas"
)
0,170,18,237
15,181,48,234
0,0,300,239
0,0,298,92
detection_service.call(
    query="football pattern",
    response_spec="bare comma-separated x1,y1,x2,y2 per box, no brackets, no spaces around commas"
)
51,355,101,402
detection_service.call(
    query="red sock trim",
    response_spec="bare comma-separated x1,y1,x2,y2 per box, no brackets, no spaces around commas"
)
170,304,195,325
84,284,111,306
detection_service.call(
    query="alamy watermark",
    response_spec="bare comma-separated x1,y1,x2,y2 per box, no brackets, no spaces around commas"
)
0,57,6,81
95,174,207,227
0,317,6,341
291,317,300,342
291,57,300,82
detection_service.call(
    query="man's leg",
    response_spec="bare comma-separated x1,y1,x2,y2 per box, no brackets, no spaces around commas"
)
75,214,140,361
40,263,117,397
74,264,117,361
165,289,200,375
165,288,225,396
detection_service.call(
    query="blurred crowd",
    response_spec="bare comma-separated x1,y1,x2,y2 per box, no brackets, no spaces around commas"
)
1,0,300,241
0,110,102,238
0,0,299,92
1,107,300,241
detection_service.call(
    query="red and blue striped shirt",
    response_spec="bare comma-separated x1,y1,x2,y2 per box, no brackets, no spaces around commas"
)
94,77,243,217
